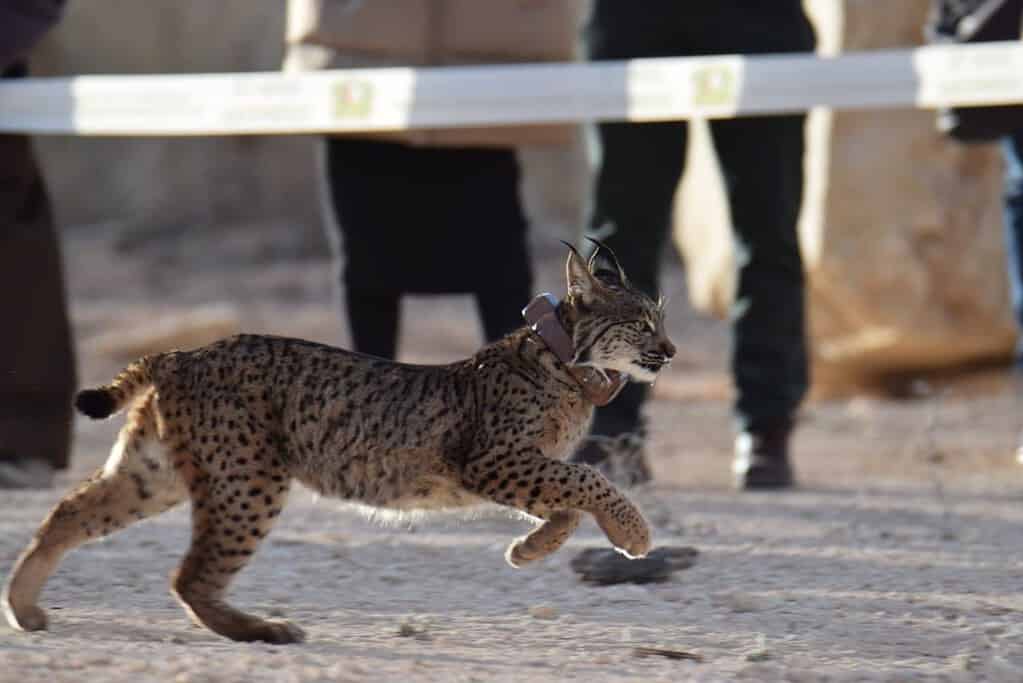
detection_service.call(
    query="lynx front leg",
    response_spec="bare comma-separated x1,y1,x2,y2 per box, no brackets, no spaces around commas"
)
505,510,581,568
465,448,651,561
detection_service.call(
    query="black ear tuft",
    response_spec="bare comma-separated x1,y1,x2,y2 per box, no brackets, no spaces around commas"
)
560,240,582,258
584,237,628,286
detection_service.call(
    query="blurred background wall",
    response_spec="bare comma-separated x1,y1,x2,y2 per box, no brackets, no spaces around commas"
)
32,1,322,240
27,0,1018,390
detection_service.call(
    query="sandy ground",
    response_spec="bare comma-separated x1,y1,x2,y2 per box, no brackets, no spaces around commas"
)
3,221,1023,682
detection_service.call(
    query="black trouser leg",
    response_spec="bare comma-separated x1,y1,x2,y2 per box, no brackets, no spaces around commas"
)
707,115,809,432
581,0,813,450
323,138,404,360
583,119,688,435
1002,130,1023,355
324,137,533,354
344,289,400,359
0,134,76,470
469,151,533,343
475,284,532,343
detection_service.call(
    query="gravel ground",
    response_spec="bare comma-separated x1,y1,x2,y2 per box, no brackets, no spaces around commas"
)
2,222,1023,682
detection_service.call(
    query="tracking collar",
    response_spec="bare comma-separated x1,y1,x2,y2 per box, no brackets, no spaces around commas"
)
522,293,627,407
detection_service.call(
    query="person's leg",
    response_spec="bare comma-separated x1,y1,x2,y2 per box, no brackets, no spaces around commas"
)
1000,130,1023,464
707,113,809,488
0,130,76,487
476,286,530,343
581,0,690,439
343,289,400,359
1002,131,1023,358
468,150,533,342
323,137,403,359
567,118,687,482
584,119,688,436
568,1,690,485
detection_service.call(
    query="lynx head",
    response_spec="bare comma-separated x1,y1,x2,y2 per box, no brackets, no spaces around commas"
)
562,239,676,383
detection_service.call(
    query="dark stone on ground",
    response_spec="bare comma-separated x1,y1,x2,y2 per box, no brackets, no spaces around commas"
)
571,545,699,585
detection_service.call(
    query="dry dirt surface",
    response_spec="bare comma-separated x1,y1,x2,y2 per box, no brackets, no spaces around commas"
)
3,222,1023,682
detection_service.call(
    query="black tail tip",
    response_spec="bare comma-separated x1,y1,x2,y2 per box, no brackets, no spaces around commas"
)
75,388,116,419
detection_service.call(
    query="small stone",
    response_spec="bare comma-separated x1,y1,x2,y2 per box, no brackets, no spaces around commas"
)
979,603,1014,616
989,655,1023,679
634,647,704,662
125,660,149,673
396,617,431,640
529,605,558,620
745,634,771,662
713,591,764,613
21,655,50,668
951,653,981,671
983,622,1008,636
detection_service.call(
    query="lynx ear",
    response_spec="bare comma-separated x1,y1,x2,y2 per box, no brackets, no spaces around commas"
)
562,241,598,302
585,237,628,287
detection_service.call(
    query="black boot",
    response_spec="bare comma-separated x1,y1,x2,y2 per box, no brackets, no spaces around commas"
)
733,420,795,490
571,429,652,488
568,384,652,487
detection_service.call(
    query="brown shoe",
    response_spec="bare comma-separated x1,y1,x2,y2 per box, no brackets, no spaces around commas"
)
733,423,794,490
570,431,652,488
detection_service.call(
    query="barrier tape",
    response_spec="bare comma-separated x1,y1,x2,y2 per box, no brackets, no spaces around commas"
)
1,41,1022,136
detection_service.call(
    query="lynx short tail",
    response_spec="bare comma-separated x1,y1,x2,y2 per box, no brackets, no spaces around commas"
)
75,355,163,419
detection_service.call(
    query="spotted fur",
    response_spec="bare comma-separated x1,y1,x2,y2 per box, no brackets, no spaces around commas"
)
2,245,675,644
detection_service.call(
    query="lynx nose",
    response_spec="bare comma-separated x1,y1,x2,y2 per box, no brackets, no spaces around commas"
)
659,339,676,360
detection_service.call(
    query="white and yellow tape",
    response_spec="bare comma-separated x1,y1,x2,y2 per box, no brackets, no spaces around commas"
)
0,41,1021,136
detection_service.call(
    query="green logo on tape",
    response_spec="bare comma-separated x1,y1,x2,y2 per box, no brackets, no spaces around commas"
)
332,79,374,118
692,64,736,107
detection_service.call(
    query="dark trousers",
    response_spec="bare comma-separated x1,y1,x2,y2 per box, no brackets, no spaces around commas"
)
1003,130,1023,361
584,1,814,434
324,138,533,359
0,133,76,469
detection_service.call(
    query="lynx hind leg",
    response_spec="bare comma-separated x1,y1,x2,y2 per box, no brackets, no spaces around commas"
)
505,510,582,568
3,390,186,632
467,450,651,562
170,440,301,644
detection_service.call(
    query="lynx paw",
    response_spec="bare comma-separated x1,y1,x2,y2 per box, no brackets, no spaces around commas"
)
3,601,48,632
247,618,306,644
597,508,652,560
505,536,544,568
614,533,652,560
